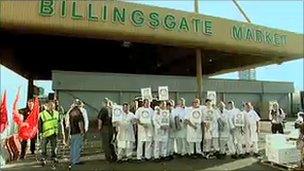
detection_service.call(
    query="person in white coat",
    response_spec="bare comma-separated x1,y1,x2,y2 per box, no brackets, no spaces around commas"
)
230,102,247,158
217,101,229,159
135,99,154,161
244,102,260,157
153,102,170,161
115,103,136,162
202,99,220,158
167,100,175,159
172,98,188,157
185,98,203,157
226,101,239,159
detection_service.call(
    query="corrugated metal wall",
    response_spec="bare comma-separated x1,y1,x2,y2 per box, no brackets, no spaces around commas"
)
52,71,294,119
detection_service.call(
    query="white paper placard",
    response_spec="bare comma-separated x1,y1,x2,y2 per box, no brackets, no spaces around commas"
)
158,86,169,101
234,112,245,127
141,87,152,101
190,109,202,124
207,91,216,104
160,110,170,126
112,105,123,122
140,109,151,124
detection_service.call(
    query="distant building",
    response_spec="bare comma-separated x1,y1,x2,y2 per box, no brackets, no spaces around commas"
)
239,69,256,80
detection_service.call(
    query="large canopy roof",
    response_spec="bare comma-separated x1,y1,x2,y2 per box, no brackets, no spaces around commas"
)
0,0,303,79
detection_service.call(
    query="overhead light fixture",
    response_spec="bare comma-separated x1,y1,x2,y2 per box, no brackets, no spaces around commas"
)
122,41,131,48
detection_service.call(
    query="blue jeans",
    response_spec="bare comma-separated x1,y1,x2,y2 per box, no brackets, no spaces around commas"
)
70,134,83,165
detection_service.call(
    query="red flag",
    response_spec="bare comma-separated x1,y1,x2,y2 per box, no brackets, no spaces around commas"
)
18,97,40,140
0,91,9,133
12,89,40,140
13,89,23,126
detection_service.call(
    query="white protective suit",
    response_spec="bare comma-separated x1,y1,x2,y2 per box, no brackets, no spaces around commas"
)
203,107,220,153
172,106,188,156
185,107,203,155
135,107,154,160
244,109,260,154
167,107,175,156
232,109,246,155
153,109,170,159
218,108,230,154
116,112,136,160
226,107,240,155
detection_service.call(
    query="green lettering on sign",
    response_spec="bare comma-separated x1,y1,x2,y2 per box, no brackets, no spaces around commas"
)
255,29,264,43
265,32,273,44
232,26,243,40
204,20,212,35
101,5,108,22
192,19,200,33
113,7,126,24
148,12,160,29
72,1,83,20
39,0,55,16
179,17,189,32
164,14,176,31
131,10,144,27
60,0,67,18
88,3,98,21
245,28,254,41
274,33,282,46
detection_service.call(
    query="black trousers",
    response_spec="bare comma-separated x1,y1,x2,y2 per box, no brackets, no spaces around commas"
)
271,123,284,134
20,134,37,158
101,129,117,162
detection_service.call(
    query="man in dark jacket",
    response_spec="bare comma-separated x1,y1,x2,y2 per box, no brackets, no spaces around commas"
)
20,99,36,159
98,98,117,162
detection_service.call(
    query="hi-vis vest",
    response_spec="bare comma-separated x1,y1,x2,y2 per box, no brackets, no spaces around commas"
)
40,110,59,138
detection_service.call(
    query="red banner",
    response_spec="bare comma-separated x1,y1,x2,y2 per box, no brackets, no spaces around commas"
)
0,91,8,133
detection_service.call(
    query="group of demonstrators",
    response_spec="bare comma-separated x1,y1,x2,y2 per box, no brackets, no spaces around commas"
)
12,96,261,167
98,97,261,163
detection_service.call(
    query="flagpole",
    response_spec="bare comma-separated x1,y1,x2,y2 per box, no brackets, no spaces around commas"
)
194,0,203,101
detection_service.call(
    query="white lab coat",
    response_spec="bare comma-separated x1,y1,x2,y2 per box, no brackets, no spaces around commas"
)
80,107,89,133
135,107,154,160
185,107,203,143
244,109,260,142
172,107,187,138
218,109,229,138
135,107,154,142
226,108,240,155
230,108,247,155
116,112,136,145
153,110,170,158
153,110,169,142
203,107,220,139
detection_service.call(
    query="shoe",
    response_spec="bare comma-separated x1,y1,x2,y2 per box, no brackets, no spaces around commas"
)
153,158,161,163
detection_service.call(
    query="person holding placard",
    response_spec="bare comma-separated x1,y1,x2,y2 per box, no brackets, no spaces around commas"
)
115,103,136,162
202,99,220,159
172,98,187,157
135,99,154,161
153,102,170,162
217,101,229,159
166,100,175,159
185,98,203,157
229,102,246,158
226,101,238,159
243,102,260,157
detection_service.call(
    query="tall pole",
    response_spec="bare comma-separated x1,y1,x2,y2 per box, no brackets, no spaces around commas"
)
194,0,203,100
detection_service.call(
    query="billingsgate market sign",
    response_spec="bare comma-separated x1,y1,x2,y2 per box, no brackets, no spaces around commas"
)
39,0,288,47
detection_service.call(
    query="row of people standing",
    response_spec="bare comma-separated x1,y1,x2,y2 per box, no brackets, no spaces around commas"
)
98,97,261,163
